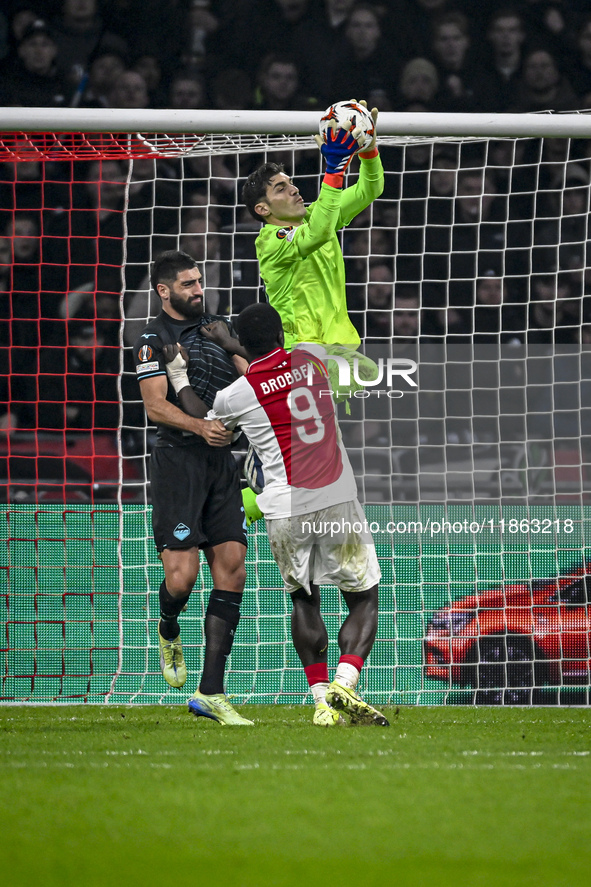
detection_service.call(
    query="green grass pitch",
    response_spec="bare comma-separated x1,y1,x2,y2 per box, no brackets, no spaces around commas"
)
1,706,590,887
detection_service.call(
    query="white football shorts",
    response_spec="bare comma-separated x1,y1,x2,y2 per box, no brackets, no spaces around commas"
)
265,499,381,595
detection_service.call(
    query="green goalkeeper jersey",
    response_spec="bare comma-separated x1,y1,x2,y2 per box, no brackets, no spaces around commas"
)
255,153,384,350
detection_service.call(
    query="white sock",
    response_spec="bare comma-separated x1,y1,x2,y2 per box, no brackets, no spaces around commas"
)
310,682,329,706
334,662,360,690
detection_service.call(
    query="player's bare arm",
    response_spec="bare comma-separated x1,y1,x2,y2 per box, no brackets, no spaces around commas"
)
162,342,210,418
139,373,231,446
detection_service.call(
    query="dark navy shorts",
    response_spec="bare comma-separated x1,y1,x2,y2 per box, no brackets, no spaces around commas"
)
150,443,247,552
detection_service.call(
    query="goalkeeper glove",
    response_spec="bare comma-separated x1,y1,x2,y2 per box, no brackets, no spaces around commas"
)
357,99,379,159
314,121,364,177
163,342,190,394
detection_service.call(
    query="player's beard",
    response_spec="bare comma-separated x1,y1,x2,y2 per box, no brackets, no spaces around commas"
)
170,290,203,319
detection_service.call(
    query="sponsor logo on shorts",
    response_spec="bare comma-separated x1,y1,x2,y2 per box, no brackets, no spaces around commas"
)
136,361,159,373
138,345,153,362
173,523,190,541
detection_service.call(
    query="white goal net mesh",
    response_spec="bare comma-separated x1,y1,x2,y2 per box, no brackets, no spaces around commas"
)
1,114,590,705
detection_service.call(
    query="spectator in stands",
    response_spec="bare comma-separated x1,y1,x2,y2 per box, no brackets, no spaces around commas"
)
328,4,399,110
527,271,580,344
210,68,252,110
132,52,167,108
4,214,46,350
288,0,357,103
365,261,394,340
178,0,220,71
107,69,149,108
0,10,7,64
565,15,591,105
324,0,355,31
396,137,439,266
36,315,120,432
426,147,458,223
519,0,579,59
0,235,17,433
217,0,319,83
178,152,236,227
8,4,39,43
44,158,127,298
59,278,120,329
71,44,127,107
393,287,421,342
486,137,530,201
394,57,440,110
7,212,40,265
344,222,397,318
428,10,485,111
253,54,316,111
2,214,50,415
50,0,128,91
0,18,70,107
420,302,471,342
472,268,526,344
179,213,225,315
509,47,578,112
121,157,184,293
482,7,528,112
0,136,69,233
124,209,228,343
534,162,591,276
424,164,529,311
532,137,580,210
0,4,38,74
167,72,206,110
0,235,10,281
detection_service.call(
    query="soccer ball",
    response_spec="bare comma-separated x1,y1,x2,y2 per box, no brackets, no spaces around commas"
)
319,100,375,152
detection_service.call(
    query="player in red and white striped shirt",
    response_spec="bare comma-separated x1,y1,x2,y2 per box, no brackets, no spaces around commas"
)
208,303,389,727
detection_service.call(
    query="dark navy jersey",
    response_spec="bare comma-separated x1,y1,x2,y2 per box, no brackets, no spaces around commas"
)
134,311,239,447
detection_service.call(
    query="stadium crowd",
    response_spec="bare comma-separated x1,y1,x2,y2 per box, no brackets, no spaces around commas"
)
1,0,591,502
1,1,591,113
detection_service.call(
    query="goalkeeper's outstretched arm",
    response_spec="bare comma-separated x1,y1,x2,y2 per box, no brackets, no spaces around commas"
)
338,102,384,225
264,115,374,261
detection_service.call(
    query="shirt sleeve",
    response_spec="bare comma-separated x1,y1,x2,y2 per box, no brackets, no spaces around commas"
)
133,332,167,383
209,387,240,431
257,180,343,269
338,152,385,228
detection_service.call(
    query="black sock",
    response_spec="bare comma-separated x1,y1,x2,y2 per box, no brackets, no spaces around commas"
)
199,589,242,695
158,581,190,640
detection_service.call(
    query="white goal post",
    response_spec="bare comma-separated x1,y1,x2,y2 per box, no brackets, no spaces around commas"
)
2,107,591,138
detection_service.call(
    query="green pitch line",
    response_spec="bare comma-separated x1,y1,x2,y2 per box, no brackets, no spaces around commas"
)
1,706,590,887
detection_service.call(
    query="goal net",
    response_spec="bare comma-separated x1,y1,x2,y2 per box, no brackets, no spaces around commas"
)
1,110,590,706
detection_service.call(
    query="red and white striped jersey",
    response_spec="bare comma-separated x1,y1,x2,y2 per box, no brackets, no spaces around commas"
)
209,346,357,519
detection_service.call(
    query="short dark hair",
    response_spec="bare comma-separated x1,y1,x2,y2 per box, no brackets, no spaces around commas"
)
150,250,197,294
242,162,285,222
235,303,283,355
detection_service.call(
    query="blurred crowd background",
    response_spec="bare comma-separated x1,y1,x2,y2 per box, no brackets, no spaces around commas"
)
1,0,591,503
0,0,590,114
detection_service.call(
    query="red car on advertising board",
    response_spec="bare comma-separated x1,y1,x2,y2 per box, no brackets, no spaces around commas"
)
424,562,591,704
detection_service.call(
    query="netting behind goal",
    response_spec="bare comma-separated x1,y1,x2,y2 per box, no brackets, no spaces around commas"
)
1,115,591,705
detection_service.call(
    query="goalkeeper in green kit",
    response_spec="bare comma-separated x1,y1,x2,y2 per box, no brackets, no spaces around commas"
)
240,101,383,524
241,100,383,398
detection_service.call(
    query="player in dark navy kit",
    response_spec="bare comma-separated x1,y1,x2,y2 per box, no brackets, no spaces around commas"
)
134,249,253,725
